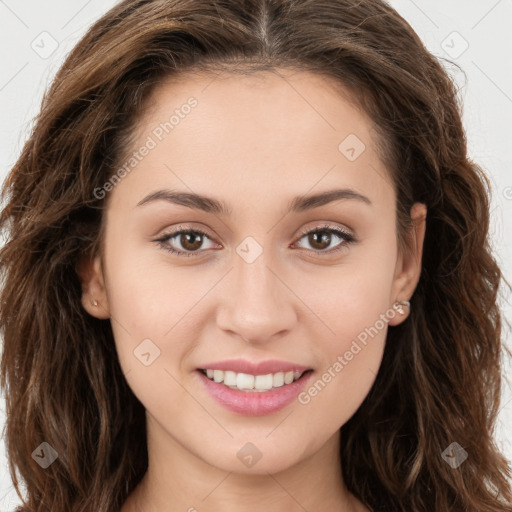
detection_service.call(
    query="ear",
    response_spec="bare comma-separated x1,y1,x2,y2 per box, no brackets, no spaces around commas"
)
76,253,111,319
387,202,427,326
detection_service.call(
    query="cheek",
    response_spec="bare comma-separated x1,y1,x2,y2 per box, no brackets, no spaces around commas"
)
298,299,389,433
103,222,202,336
105,267,199,416
101,231,193,386
295,244,397,426
309,238,397,353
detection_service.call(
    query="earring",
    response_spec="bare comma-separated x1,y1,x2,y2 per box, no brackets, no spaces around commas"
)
395,300,410,314
91,299,98,307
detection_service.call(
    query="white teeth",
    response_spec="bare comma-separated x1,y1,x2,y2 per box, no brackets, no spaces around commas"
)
254,374,273,390
223,371,237,386
273,372,285,388
202,369,307,391
236,372,254,390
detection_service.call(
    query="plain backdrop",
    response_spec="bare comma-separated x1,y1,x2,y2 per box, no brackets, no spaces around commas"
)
0,0,511,508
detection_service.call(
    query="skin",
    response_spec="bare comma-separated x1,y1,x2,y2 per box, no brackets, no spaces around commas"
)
78,68,426,512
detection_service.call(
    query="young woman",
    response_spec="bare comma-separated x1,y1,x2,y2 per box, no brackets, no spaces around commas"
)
1,1,511,511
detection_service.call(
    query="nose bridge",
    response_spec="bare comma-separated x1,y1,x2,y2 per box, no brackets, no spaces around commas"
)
217,236,296,343
235,240,276,302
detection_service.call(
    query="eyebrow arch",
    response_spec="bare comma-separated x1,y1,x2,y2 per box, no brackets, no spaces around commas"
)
136,187,372,215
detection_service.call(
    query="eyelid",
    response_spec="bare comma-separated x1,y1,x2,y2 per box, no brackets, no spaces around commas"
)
294,222,355,241
155,222,357,257
291,223,356,256
155,224,218,256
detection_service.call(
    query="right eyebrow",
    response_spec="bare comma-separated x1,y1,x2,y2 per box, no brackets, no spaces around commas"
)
135,187,372,215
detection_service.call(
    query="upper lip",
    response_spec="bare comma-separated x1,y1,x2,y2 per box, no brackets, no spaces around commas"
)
198,358,312,375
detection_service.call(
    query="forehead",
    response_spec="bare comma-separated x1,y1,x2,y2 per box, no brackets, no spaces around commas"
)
140,68,374,143
108,68,394,213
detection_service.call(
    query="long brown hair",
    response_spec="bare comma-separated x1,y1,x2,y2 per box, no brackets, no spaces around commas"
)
1,1,511,510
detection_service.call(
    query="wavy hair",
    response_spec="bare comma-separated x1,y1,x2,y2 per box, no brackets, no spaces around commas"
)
1,0,511,510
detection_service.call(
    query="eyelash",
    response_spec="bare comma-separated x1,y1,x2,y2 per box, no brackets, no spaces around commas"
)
155,224,356,258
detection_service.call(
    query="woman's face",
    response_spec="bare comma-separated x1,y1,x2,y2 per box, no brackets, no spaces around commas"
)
80,68,426,475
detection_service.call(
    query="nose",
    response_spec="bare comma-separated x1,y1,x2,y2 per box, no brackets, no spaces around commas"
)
216,246,297,346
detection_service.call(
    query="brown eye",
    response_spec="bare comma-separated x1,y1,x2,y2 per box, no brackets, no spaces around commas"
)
305,230,333,251
294,225,356,255
155,228,217,257
155,224,356,258
178,232,204,251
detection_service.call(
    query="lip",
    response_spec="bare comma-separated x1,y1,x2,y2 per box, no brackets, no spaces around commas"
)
197,358,311,375
196,368,314,416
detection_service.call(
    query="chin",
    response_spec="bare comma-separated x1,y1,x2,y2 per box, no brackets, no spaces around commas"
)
196,437,311,476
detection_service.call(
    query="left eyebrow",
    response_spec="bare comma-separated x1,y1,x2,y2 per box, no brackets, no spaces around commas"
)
135,187,372,216
136,189,233,216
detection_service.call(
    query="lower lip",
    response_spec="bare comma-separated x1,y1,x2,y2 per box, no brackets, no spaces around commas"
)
196,370,314,416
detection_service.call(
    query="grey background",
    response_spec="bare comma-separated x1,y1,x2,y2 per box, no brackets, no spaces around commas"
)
0,0,511,507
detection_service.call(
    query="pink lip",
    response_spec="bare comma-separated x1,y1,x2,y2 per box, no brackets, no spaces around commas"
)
196,369,314,416
198,358,311,375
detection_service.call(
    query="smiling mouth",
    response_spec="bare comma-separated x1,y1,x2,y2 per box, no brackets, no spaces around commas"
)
199,368,313,392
